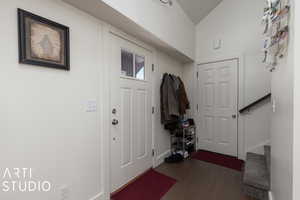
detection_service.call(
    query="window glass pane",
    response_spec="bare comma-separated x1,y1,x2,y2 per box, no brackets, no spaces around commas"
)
135,55,145,80
121,50,134,77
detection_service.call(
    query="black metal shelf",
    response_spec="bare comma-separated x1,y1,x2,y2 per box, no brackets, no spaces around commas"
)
170,126,196,158
239,93,271,114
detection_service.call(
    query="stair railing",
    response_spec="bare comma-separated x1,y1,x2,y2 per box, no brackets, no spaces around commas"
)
239,93,271,114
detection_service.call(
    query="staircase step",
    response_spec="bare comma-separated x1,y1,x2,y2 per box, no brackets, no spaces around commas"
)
243,152,270,200
243,152,270,190
243,184,269,200
264,145,271,173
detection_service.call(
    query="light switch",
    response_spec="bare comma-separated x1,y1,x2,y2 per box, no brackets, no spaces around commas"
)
272,98,276,113
86,99,97,112
213,39,222,50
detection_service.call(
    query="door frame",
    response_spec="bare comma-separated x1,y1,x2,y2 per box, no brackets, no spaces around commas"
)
102,24,157,195
196,55,246,160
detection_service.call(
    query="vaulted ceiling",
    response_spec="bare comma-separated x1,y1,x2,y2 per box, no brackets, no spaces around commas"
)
176,0,223,24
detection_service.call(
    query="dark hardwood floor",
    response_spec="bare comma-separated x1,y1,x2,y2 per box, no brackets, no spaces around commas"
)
155,158,255,200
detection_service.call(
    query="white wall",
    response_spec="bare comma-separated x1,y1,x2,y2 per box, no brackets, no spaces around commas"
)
244,55,271,155
101,0,195,60
183,0,271,158
0,0,105,200
270,0,295,199
0,0,186,199
182,62,197,119
293,0,300,199
153,51,184,166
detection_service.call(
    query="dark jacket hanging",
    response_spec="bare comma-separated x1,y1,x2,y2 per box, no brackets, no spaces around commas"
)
178,77,190,115
160,73,190,124
160,73,179,124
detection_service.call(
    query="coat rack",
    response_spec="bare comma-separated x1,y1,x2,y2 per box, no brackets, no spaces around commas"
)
262,0,290,72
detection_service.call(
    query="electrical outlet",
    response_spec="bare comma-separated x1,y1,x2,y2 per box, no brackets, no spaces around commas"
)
60,185,69,200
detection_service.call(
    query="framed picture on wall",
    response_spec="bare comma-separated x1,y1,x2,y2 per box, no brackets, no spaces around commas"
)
18,9,70,70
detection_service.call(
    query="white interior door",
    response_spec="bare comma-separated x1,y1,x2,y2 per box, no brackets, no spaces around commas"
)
109,33,153,192
198,60,238,157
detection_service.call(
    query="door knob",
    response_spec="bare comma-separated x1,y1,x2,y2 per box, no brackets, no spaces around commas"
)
112,119,119,125
232,114,237,119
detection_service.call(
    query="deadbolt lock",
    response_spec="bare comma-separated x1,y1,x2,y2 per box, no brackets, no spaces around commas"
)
112,119,119,125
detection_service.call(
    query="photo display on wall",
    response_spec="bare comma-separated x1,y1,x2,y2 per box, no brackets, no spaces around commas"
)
262,0,290,71
18,9,70,70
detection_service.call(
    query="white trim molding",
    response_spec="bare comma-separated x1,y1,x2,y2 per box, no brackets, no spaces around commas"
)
101,24,112,199
88,192,105,200
247,140,271,155
155,150,171,167
269,191,274,200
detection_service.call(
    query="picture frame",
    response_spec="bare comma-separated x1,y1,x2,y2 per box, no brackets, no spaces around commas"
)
18,8,70,70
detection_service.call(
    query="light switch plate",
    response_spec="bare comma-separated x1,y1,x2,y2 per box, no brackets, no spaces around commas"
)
272,98,276,112
86,99,97,112
213,39,221,50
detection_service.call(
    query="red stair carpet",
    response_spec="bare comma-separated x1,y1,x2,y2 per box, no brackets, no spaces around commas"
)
192,150,244,171
111,169,177,200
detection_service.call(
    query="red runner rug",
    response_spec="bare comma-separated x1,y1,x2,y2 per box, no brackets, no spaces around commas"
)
192,150,244,171
111,169,176,200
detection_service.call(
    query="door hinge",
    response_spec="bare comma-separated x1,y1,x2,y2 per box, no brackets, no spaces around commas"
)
152,106,155,114
196,104,199,111
152,64,155,72
196,71,199,79
152,149,155,157
196,137,199,143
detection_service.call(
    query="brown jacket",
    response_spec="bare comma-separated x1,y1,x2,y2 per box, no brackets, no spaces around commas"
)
160,74,190,124
178,77,190,115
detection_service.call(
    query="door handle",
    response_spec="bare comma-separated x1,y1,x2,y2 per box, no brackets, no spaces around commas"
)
112,119,119,125
232,114,237,119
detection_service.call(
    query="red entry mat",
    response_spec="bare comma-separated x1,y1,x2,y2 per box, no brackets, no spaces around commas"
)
192,150,244,171
111,169,176,200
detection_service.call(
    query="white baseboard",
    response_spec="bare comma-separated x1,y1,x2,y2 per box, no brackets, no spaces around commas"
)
89,192,106,200
155,150,171,167
247,140,270,155
269,191,274,200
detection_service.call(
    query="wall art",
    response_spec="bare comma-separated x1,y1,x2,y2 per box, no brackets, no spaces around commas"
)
18,9,70,70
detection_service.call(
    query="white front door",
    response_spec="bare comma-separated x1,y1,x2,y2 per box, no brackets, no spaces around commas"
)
198,60,238,157
109,33,153,192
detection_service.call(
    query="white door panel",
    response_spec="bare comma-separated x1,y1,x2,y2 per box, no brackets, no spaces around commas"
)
199,60,238,157
120,86,133,167
110,34,153,192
